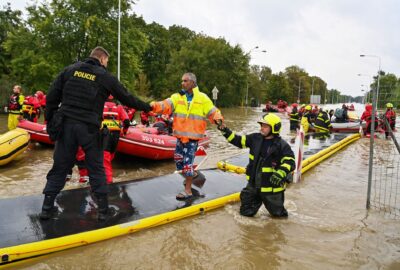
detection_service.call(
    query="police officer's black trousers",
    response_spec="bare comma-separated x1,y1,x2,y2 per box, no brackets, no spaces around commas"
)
43,120,108,196
239,185,288,217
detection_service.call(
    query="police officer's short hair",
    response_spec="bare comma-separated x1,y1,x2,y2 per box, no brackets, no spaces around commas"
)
184,72,197,85
90,46,110,59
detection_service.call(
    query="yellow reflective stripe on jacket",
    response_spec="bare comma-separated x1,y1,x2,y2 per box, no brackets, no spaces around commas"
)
241,136,246,148
260,185,286,193
227,132,235,142
249,154,254,160
281,163,292,171
276,169,286,178
262,167,273,173
246,175,250,181
281,156,295,163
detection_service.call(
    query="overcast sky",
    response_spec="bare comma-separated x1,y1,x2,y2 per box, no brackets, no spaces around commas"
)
5,0,400,96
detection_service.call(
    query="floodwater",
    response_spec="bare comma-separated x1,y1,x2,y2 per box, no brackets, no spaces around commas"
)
1,104,400,269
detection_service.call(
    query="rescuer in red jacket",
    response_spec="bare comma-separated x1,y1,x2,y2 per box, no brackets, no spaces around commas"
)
360,103,378,136
77,96,130,184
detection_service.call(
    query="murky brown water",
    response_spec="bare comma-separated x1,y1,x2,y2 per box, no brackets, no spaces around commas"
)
1,105,400,269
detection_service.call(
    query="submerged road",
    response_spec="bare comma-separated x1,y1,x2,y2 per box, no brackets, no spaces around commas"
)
1,104,399,269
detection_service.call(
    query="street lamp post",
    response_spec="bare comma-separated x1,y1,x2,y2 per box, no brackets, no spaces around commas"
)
311,77,315,103
360,54,381,109
245,46,267,107
297,76,306,103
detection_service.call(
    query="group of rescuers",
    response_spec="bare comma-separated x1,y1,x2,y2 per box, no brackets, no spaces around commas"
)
288,103,334,134
5,46,297,222
9,46,396,223
288,102,396,137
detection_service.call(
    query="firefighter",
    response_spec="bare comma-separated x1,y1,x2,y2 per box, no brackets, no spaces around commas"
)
218,113,295,217
383,103,396,137
288,103,299,131
314,108,332,133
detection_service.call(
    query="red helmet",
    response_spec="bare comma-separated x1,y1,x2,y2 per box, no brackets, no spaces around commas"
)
291,103,298,107
108,95,114,100
35,90,44,99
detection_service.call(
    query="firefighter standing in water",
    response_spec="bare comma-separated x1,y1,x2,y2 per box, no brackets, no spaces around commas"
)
383,103,396,137
76,96,130,184
151,72,224,200
314,108,332,133
288,103,299,131
300,105,313,133
360,103,378,136
218,113,295,217
7,85,25,130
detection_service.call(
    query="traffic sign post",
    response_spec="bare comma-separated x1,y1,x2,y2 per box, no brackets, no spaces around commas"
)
212,86,219,105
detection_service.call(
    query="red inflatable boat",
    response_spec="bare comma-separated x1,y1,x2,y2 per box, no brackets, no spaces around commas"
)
17,120,210,159
117,126,210,160
17,120,53,145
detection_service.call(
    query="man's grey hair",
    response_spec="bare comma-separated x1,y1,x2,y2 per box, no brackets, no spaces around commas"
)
184,72,197,85
90,46,110,59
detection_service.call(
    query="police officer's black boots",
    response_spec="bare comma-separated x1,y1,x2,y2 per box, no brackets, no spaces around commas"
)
39,194,58,220
95,194,113,222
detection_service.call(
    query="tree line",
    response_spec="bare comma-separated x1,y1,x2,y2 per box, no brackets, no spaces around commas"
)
1,0,399,109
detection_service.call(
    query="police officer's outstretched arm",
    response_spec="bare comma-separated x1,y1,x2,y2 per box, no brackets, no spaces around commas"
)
105,75,151,112
45,70,66,121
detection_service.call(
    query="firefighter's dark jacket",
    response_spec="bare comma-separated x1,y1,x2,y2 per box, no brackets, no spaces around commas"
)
314,111,332,132
223,128,296,192
46,57,151,127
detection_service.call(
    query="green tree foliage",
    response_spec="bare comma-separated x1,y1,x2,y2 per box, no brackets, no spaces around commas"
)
4,0,147,93
265,72,292,103
165,35,248,107
3,1,381,109
0,3,23,106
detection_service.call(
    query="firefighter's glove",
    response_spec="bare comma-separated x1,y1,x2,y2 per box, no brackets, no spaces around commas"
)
270,172,284,187
216,121,229,135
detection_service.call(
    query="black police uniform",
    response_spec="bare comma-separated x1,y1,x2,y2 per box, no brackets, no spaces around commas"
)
222,128,295,217
42,57,151,220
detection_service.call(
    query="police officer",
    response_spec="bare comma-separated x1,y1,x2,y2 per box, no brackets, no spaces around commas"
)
41,46,151,221
218,113,295,217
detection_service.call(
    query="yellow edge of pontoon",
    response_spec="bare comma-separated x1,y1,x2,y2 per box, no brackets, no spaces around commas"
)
0,133,360,268
0,194,241,267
